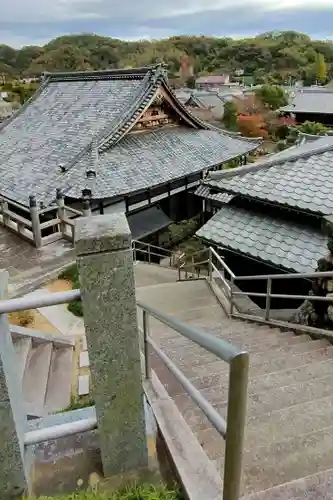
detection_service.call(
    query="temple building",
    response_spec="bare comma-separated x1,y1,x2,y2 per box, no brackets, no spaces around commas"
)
0,64,260,247
279,88,333,126
196,136,333,308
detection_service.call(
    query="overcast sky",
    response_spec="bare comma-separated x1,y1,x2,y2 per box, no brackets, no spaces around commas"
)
1,0,333,48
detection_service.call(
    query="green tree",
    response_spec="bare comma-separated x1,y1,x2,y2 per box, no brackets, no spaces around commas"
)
186,75,196,88
223,101,238,131
298,121,329,135
315,53,327,84
255,85,288,110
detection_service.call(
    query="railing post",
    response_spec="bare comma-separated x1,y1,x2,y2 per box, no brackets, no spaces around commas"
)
143,310,151,380
208,247,213,282
265,278,272,321
82,199,92,217
75,213,148,477
148,244,151,264
0,198,10,227
56,188,66,238
230,276,235,316
223,352,249,500
133,241,137,262
29,195,42,248
0,271,30,498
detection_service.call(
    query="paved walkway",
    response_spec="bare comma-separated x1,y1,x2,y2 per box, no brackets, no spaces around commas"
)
0,227,74,297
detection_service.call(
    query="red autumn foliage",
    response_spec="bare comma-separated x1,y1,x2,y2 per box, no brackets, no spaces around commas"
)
236,114,269,138
279,116,296,126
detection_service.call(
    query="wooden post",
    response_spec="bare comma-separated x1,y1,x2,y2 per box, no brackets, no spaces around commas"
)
82,199,92,217
29,196,42,248
0,199,10,227
56,189,66,237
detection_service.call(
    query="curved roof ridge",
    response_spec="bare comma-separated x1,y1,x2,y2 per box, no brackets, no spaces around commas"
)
205,135,333,182
43,64,166,82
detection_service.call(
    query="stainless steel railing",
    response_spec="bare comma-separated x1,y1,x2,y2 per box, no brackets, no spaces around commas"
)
233,270,333,321
132,239,183,267
1,277,248,500
138,300,249,500
177,245,333,324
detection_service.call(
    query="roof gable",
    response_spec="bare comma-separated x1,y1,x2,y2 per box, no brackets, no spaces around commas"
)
203,136,333,216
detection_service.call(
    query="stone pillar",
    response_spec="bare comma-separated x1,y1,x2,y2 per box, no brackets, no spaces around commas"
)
0,272,29,498
29,195,42,248
75,214,148,477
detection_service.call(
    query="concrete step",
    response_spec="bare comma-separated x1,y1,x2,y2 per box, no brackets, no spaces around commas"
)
173,356,333,417
134,262,179,287
13,337,32,383
44,347,74,413
196,424,333,496
163,335,316,382
241,426,333,496
241,469,333,500
235,374,333,422
23,343,53,416
245,394,333,450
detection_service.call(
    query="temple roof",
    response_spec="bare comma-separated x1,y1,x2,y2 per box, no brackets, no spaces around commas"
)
0,65,260,207
202,136,333,216
196,204,327,274
280,88,333,115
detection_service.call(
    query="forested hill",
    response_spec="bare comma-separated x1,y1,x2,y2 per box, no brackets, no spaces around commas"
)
1,31,333,84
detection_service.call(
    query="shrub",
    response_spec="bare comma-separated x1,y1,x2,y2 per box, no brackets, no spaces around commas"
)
59,264,83,317
59,264,79,282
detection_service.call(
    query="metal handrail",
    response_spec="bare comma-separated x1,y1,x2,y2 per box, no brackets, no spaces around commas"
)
132,239,173,255
234,270,333,281
0,289,81,314
0,251,249,499
24,417,97,446
138,301,249,500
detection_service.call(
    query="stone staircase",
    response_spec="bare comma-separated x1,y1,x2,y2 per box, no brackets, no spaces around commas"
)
11,326,74,417
136,274,333,499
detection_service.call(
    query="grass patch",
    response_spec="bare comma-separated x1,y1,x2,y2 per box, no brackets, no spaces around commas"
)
33,483,182,499
59,264,83,317
59,395,95,413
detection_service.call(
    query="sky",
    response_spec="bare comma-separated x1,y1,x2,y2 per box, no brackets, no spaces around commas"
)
1,0,333,48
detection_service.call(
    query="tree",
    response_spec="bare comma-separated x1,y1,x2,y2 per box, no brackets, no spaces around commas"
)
315,53,327,84
237,115,268,138
222,100,238,130
255,85,288,110
298,121,329,135
186,75,196,88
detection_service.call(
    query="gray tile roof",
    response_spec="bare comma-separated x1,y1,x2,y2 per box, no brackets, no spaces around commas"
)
127,205,171,239
190,92,226,119
0,65,260,207
280,88,333,115
194,184,234,204
60,127,259,201
196,205,328,273
204,136,333,216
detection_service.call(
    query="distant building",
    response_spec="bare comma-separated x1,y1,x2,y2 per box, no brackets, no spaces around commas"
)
279,88,333,126
196,75,231,89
